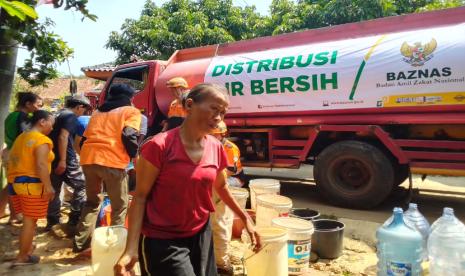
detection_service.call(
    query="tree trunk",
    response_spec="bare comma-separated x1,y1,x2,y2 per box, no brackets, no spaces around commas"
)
0,32,18,148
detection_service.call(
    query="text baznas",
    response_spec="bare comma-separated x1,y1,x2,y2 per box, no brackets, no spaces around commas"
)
210,51,339,96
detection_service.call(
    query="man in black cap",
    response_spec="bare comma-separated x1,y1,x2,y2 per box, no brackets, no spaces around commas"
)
46,95,91,232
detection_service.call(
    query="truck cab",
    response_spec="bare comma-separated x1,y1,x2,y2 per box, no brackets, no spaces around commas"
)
98,60,167,135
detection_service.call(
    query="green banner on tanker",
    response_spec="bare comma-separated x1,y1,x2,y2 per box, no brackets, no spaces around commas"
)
204,23,465,114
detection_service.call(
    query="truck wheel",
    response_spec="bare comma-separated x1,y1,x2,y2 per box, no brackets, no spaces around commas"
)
393,163,409,187
314,141,394,209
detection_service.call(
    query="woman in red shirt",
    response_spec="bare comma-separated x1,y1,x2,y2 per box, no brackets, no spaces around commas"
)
115,83,260,276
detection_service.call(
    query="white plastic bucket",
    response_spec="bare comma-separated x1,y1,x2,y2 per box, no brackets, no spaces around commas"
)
230,187,249,210
272,217,315,275
92,226,127,276
244,227,289,276
249,178,280,210
256,194,293,227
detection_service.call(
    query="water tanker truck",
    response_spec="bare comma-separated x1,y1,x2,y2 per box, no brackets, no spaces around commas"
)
94,7,465,208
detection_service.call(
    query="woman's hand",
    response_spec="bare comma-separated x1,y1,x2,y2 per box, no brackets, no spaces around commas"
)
212,170,262,252
115,157,159,276
42,184,55,201
114,252,138,276
244,217,261,252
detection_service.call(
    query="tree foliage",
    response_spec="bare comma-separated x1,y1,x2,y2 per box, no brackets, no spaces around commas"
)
416,0,464,11
0,0,95,148
0,0,95,86
107,0,464,64
268,0,464,34
106,0,267,63
0,0,38,20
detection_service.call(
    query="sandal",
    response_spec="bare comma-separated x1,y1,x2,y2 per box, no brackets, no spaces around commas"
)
10,255,40,268
7,216,23,226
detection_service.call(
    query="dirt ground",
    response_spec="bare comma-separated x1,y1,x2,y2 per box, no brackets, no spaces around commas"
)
229,238,377,276
0,216,92,275
1,170,463,275
0,214,377,276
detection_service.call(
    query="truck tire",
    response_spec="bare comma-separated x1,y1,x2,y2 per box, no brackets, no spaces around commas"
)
393,163,409,187
314,141,394,209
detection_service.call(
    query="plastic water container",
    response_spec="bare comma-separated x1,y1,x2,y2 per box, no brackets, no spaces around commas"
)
377,207,423,276
428,207,465,276
404,203,430,260
92,226,128,276
243,227,289,276
272,217,314,275
429,207,462,233
256,194,293,227
230,187,249,210
249,178,280,210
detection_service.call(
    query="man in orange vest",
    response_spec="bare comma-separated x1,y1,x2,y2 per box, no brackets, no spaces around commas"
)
73,84,141,253
211,121,244,187
209,121,244,274
162,77,189,131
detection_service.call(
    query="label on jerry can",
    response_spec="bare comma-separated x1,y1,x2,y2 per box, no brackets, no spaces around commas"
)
387,261,412,276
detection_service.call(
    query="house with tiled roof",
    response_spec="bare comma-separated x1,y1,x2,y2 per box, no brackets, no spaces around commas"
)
17,77,105,107
81,62,116,81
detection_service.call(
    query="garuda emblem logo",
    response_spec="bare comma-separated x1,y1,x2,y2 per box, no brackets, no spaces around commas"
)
400,38,437,67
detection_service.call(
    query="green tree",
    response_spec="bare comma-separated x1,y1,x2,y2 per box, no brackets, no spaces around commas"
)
9,76,29,112
268,0,464,33
107,0,463,65
263,0,302,35
416,0,464,11
0,0,38,20
389,0,434,14
0,0,95,146
106,0,266,63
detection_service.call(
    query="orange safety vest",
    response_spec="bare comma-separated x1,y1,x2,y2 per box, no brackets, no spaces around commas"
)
168,99,187,118
223,139,242,175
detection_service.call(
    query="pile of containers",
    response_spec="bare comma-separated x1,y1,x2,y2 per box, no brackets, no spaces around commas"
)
243,227,289,276
428,208,465,275
272,217,314,275
230,187,249,210
241,178,345,275
256,194,293,227
249,178,280,210
377,204,465,276
377,207,423,276
230,187,251,238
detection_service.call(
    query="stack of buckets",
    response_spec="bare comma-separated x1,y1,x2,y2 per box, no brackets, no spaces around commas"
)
242,178,315,275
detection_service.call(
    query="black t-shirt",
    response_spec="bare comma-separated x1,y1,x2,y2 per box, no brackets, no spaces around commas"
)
49,109,79,166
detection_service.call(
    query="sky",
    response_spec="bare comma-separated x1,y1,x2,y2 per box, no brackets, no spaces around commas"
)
17,0,272,76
